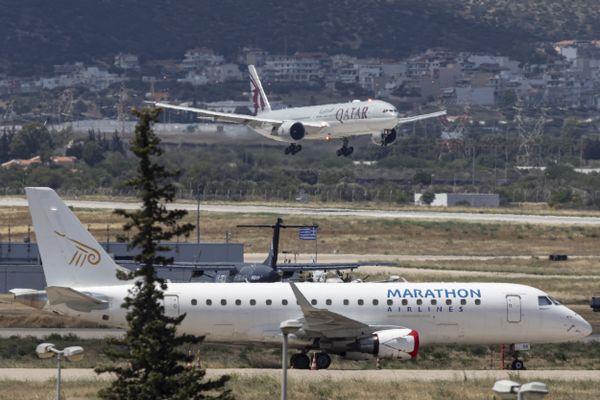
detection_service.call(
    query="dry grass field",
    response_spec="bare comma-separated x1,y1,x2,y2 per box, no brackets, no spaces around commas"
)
3,207,600,257
0,376,599,400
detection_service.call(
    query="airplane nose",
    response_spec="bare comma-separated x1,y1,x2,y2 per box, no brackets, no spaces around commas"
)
568,314,592,338
578,317,593,337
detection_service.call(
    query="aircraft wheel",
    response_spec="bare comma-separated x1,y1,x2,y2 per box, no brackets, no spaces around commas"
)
290,353,310,369
345,146,354,156
336,149,344,157
284,147,291,155
293,144,302,154
315,352,331,369
511,359,525,370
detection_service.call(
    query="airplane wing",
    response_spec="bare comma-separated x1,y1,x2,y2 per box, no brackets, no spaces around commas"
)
397,110,447,125
117,260,240,271
289,282,371,338
276,263,360,272
148,101,283,125
147,101,329,131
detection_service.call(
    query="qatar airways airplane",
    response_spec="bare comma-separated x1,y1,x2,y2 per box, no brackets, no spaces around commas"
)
148,65,446,156
19,188,591,370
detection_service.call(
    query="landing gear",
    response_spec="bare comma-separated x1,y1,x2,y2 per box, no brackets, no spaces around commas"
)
315,352,332,369
507,347,526,370
336,138,353,157
284,143,302,155
290,352,310,369
511,359,525,370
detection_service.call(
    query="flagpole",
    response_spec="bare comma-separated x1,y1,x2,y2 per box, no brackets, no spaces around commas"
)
314,226,318,263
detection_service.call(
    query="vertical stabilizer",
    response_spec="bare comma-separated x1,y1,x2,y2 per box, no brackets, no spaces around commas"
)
26,187,125,288
248,65,271,115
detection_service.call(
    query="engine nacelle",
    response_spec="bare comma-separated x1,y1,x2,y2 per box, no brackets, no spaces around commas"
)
277,121,305,141
356,328,419,360
371,129,397,146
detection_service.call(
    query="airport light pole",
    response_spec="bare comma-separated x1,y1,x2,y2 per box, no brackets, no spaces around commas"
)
280,320,302,400
35,343,84,400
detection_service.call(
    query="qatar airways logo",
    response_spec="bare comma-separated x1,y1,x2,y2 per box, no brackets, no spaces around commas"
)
387,288,482,299
335,106,368,124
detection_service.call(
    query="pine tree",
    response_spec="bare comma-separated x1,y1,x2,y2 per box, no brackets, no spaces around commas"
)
96,108,231,400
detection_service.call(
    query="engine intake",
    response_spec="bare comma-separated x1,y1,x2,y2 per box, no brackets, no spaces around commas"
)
356,328,419,360
278,121,305,141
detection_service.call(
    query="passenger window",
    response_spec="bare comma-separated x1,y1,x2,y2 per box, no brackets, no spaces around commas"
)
358,299,364,306
311,299,317,305
372,299,379,306
343,299,349,305
191,299,197,306
538,296,552,306
250,299,256,306
282,299,288,306
387,299,393,306
402,299,408,306
446,299,452,306
475,299,481,305
266,299,272,306
460,299,466,305
220,299,227,306
416,299,422,305
431,299,437,305
326,299,332,306
206,299,212,306
235,299,241,306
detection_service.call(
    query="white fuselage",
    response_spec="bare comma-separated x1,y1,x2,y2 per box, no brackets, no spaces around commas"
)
53,282,591,347
253,100,398,142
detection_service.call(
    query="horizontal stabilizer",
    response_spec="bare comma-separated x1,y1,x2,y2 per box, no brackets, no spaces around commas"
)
47,286,108,312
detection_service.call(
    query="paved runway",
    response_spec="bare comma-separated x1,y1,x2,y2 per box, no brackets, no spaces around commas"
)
0,368,599,382
2,196,600,225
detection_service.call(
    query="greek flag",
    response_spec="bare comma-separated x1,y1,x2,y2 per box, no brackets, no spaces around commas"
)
299,226,317,241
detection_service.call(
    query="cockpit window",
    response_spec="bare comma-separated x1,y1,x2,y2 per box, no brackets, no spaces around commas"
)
538,296,552,306
548,296,562,305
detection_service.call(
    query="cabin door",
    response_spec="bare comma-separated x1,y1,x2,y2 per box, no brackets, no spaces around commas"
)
506,295,521,323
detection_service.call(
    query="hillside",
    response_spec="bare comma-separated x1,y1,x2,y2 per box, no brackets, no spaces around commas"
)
1,0,600,75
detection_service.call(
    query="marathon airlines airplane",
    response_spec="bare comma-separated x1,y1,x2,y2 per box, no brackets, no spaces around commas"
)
21,187,591,370
148,65,446,156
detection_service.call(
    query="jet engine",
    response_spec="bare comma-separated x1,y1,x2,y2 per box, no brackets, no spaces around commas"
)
355,328,419,360
371,129,397,146
278,121,305,141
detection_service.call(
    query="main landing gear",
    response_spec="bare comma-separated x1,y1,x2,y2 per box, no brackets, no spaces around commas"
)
504,345,526,370
284,143,302,155
336,138,353,157
290,352,332,369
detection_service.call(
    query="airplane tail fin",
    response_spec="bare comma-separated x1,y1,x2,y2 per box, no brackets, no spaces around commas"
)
26,187,127,288
248,65,271,115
